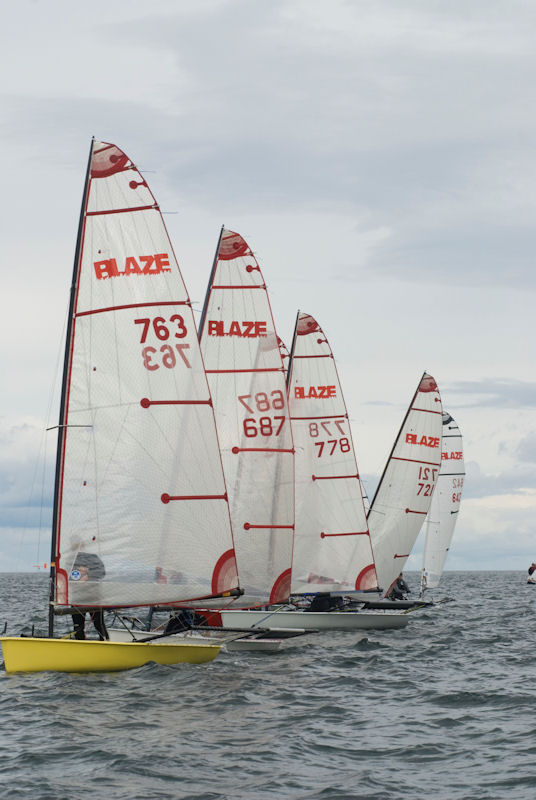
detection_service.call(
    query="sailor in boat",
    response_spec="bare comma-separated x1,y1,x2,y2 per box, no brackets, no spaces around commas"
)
527,563,536,584
70,552,109,641
388,573,410,601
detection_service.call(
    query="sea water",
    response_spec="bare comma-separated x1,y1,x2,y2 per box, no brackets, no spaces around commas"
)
0,571,534,800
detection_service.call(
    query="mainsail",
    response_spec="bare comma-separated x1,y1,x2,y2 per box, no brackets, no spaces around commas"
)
421,412,465,592
52,141,239,612
367,373,443,597
198,228,294,605
287,312,377,594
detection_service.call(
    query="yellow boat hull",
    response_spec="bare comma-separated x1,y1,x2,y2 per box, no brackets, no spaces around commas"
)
0,636,221,674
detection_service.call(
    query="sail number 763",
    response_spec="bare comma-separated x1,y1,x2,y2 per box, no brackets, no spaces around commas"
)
134,316,191,370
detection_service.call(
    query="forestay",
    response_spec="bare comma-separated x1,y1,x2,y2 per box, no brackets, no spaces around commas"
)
199,229,294,605
367,373,443,597
288,312,377,594
421,412,465,591
55,141,238,609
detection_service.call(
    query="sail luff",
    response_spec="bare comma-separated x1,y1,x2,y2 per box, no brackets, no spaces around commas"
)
198,225,224,341
48,138,95,637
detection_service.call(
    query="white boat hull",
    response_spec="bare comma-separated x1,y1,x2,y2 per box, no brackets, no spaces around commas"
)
220,609,409,631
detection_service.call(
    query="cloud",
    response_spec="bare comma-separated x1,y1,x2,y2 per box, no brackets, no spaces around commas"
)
517,431,536,464
446,379,536,408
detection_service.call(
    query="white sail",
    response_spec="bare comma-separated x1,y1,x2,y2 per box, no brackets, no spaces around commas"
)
288,312,377,594
199,229,294,605
55,141,239,609
367,373,443,597
421,412,464,591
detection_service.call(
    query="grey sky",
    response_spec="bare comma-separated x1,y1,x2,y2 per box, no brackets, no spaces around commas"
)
1,0,534,571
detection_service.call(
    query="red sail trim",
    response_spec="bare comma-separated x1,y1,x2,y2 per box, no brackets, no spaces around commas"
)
270,568,292,604
290,414,348,421
405,508,427,515
312,474,358,481
206,368,284,374
141,398,212,408
161,493,228,504
355,563,377,591
320,531,369,538
86,205,156,216
394,552,410,558
411,406,443,415
392,456,441,467
211,285,265,290
217,230,252,260
296,314,320,336
211,549,239,595
243,523,294,530
76,300,190,318
232,447,294,454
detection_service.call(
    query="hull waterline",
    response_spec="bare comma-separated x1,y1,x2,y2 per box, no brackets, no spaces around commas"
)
1,636,221,674
220,609,409,631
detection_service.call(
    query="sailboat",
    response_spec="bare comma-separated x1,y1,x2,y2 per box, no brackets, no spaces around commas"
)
420,411,464,595
1,140,241,673
220,311,408,631
367,373,443,600
179,229,295,627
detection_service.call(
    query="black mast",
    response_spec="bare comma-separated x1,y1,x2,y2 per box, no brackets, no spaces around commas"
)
198,225,224,341
367,371,426,516
286,310,301,390
48,139,94,638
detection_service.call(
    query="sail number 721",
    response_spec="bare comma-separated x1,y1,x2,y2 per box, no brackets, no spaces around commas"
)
417,466,438,496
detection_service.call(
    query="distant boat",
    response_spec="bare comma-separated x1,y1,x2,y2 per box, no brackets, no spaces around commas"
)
1,140,241,673
367,373,443,599
420,412,465,596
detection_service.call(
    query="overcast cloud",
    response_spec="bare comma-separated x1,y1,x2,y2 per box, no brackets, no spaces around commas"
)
1,0,535,571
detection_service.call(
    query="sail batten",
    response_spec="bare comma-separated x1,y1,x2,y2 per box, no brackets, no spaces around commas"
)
288,312,377,595
54,140,239,611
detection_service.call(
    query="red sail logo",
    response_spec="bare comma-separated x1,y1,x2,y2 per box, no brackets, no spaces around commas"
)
405,433,440,448
294,385,336,399
207,320,267,338
442,451,463,460
93,253,172,280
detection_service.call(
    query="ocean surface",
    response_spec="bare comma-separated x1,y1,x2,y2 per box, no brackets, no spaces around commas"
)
0,571,534,800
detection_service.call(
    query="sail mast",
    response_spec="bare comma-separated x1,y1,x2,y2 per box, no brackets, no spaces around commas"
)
198,225,224,340
368,371,426,512
48,139,94,638
285,310,300,390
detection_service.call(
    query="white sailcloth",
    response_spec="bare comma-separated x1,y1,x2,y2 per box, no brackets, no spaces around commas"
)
367,373,443,597
56,141,239,609
288,312,377,594
421,412,464,591
199,229,294,605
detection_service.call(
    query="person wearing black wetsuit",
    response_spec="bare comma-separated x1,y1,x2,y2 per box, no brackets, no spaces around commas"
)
71,553,109,640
